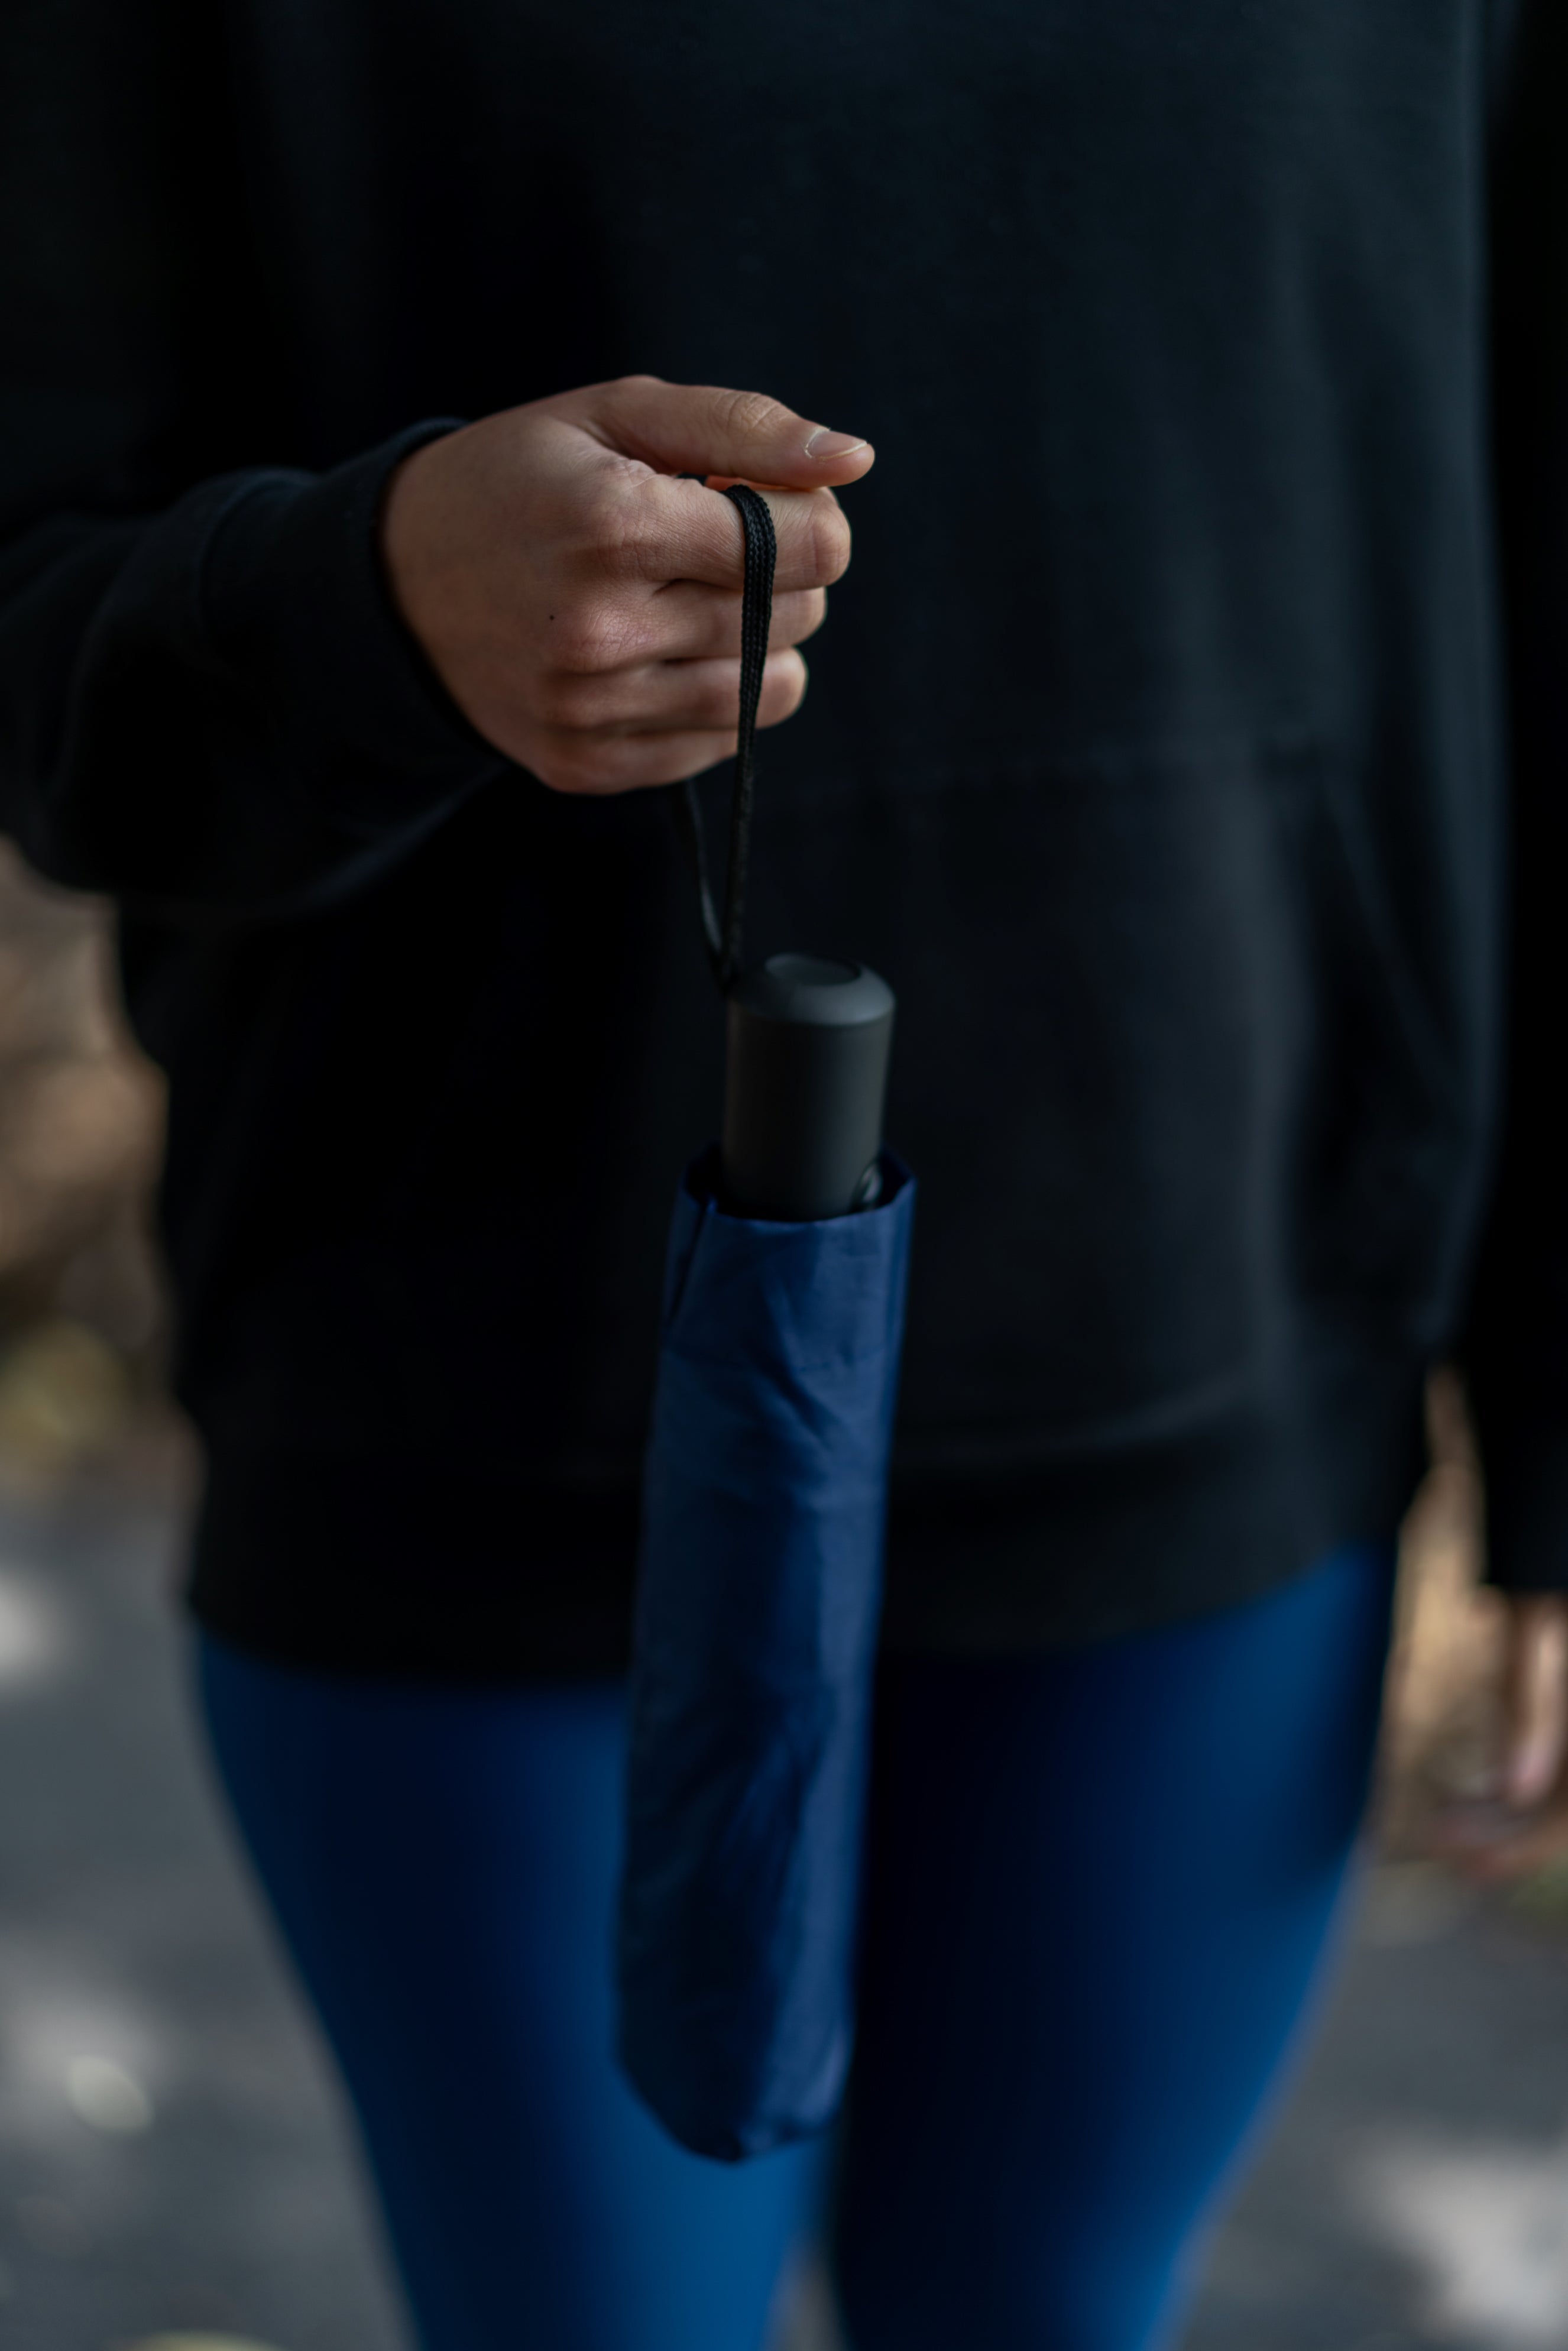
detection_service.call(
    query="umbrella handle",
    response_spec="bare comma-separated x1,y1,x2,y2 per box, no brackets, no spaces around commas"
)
722,953,895,1219
668,484,896,1220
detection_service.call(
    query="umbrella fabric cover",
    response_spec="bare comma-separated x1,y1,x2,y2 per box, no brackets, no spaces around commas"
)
617,1145,916,2161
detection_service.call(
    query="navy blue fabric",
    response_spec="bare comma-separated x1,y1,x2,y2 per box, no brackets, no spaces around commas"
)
196,1655,823,2351
840,1538,1397,2351
194,1537,1395,2351
618,1151,916,2161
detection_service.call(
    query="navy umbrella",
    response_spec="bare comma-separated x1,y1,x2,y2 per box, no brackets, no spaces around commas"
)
616,485,916,2162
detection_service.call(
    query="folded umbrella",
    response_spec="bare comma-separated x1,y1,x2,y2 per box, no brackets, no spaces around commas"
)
616,485,916,2162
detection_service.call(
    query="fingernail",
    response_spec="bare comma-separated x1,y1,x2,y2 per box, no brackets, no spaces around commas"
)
804,428,867,460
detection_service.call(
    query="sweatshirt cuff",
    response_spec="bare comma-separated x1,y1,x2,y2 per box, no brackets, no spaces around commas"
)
200,421,505,833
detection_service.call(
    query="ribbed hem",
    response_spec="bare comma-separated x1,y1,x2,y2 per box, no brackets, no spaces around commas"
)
187,1456,643,1680
880,1348,1427,1651
184,1345,1430,1679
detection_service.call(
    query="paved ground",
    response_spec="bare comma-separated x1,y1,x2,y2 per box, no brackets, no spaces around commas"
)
4,1474,1568,2351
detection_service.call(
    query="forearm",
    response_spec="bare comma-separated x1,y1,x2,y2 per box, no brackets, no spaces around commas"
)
0,426,502,921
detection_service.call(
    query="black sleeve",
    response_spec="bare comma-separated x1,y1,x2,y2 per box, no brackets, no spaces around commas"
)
0,0,502,921
1459,0,1568,1588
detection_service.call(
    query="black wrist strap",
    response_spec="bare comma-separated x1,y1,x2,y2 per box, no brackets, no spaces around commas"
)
669,483,777,993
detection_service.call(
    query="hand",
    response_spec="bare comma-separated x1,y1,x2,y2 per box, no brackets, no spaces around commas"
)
1436,1592,1568,1879
380,375,874,794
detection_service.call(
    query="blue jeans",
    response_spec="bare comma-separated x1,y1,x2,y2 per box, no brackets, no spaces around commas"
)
197,1537,1394,2351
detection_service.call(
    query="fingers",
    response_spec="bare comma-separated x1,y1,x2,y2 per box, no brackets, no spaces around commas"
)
1501,1594,1568,1805
650,582,827,660
543,649,808,738
380,384,856,798
530,721,773,797
622,474,852,597
1431,1591,1568,1882
581,374,874,491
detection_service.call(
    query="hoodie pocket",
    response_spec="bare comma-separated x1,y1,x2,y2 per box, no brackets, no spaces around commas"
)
836,731,1473,1452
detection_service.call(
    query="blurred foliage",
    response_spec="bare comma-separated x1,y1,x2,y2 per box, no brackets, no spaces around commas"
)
0,837,170,1491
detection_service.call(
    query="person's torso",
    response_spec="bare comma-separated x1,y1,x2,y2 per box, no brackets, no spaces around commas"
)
129,0,1502,1479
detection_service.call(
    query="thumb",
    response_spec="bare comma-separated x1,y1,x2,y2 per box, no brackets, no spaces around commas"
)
1499,1594,1568,1807
579,374,875,489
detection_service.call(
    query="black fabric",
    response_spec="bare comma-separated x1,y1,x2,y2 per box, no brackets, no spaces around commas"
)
0,0,1555,1676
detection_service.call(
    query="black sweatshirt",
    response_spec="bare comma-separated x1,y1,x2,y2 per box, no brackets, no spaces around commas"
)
0,0,1557,1675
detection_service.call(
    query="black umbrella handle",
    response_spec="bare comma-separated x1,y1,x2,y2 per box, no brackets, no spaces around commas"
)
670,483,776,994
668,481,895,1219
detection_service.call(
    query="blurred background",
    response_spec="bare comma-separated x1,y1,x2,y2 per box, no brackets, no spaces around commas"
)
2,844,1568,2351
